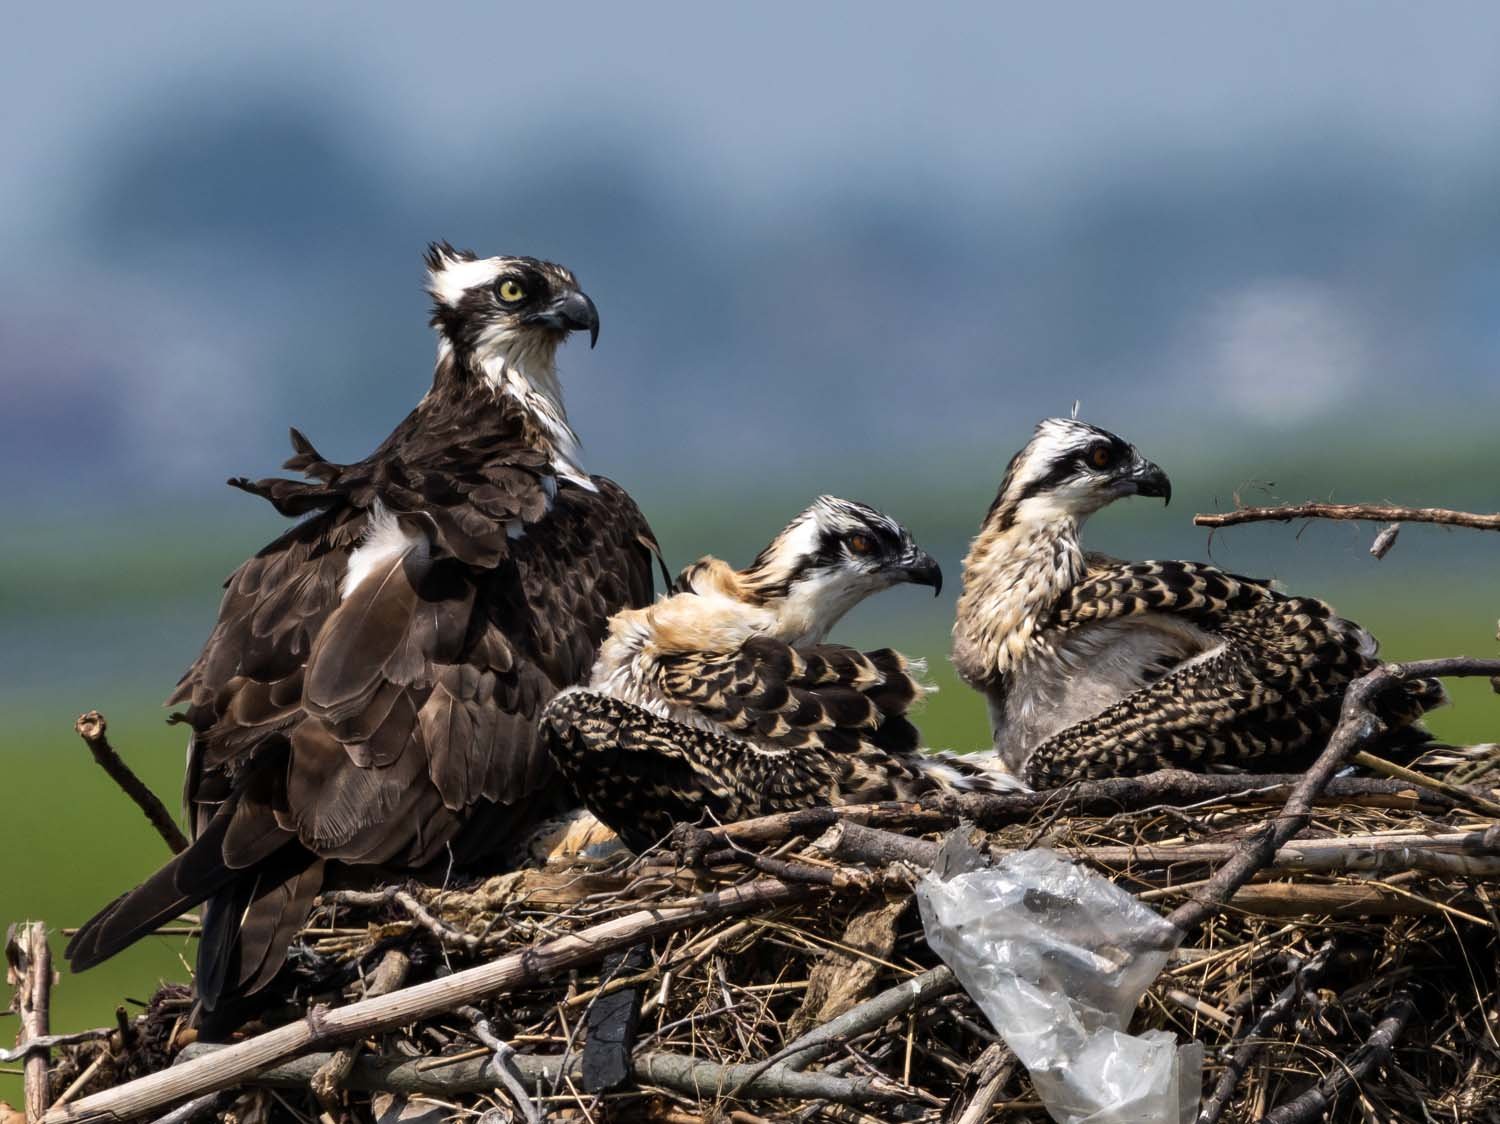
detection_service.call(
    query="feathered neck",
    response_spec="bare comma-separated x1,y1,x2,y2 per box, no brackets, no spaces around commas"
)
593,552,853,688
426,339,591,489
683,556,867,646
951,509,1086,690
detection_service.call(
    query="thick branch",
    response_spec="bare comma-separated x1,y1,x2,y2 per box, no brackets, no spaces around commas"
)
177,1044,907,1106
684,772,1459,859
814,821,942,870
928,772,1455,828
817,822,1500,925
1194,501,1500,532
768,965,957,1074
74,714,188,855
44,878,817,1124
5,924,52,1124
1084,829,1500,877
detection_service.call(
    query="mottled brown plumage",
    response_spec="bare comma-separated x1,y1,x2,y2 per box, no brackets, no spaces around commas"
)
952,419,1444,788
546,640,936,851
67,246,660,1018
541,498,989,850
1023,559,1445,785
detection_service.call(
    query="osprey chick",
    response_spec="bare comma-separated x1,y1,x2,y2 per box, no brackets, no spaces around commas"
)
68,245,661,1021
543,497,984,852
952,418,1443,786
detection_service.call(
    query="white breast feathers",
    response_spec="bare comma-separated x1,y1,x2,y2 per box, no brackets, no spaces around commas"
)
991,612,1220,773
341,503,430,600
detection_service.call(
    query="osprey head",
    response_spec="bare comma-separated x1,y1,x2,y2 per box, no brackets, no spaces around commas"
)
740,496,942,643
988,418,1170,528
423,242,600,482
424,241,598,368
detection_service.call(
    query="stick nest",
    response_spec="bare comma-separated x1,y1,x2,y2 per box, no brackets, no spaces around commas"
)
43,775,1500,1124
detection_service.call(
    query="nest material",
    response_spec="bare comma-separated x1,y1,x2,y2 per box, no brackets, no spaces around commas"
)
44,776,1500,1124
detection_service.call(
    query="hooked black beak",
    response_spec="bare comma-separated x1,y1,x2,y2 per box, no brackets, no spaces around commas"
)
1125,455,1172,506
534,288,600,348
891,550,944,597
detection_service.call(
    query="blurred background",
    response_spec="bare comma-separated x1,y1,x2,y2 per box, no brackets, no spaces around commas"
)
3,1,1498,1088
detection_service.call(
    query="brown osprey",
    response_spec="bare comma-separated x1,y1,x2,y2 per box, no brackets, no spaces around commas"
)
952,418,1443,787
543,496,1000,852
67,244,661,1016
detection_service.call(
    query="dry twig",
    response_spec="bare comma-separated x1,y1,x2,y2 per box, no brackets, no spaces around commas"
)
1351,751,1500,818
1258,992,1416,1124
1193,501,1500,532
310,949,409,1117
73,714,187,856
1198,942,1339,1124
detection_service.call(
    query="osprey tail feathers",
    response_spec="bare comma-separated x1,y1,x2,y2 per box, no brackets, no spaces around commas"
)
66,797,317,1013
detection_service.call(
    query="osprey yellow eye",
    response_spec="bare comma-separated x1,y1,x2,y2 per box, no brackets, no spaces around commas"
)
848,533,875,556
498,279,525,303
1089,445,1113,469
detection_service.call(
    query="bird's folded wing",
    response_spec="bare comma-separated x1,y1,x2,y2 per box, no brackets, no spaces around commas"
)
1051,559,1277,631
176,450,658,871
1023,594,1444,786
543,686,932,852
651,636,926,756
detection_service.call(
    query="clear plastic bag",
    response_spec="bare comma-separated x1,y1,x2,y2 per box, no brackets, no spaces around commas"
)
917,845,1202,1124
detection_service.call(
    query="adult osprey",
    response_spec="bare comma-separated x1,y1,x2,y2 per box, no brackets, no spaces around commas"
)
543,496,999,852
951,418,1443,787
68,245,661,1016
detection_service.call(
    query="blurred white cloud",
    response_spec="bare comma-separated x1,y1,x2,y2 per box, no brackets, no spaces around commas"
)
1195,280,1372,423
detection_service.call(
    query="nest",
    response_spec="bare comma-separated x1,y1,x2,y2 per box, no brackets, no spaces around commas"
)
33,761,1500,1124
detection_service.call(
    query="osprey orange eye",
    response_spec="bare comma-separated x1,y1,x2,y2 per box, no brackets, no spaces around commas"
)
847,533,875,556
1089,445,1113,469
497,279,525,303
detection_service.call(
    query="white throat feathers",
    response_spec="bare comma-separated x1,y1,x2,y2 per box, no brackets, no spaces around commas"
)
425,246,597,491
473,339,592,491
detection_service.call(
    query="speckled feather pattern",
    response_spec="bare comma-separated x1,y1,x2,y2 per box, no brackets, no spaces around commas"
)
953,418,1445,787
1024,563,1445,785
546,681,937,854
542,499,1003,847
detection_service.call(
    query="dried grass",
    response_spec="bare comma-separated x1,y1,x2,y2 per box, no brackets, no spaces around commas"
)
43,782,1500,1123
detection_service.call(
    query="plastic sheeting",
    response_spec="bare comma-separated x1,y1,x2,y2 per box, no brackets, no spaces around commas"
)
917,845,1203,1124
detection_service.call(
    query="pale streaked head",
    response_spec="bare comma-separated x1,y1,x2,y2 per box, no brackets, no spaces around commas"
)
985,418,1171,529
737,496,942,642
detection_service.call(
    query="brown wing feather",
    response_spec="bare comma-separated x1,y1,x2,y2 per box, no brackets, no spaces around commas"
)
1051,560,1276,631
651,637,924,756
1027,572,1446,786
543,688,931,853
71,416,661,1011
540,637,934,850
